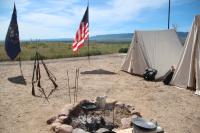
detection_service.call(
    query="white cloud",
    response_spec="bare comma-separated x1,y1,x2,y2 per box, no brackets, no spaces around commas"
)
22,13,73,28
15,0,31,12
0,0,177,39
91,0,167,22
0,16,9,40
89,0,168,35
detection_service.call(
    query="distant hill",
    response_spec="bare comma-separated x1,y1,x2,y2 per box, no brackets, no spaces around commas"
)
38,38,72,42
38,33,134,42
0,32,188,43
91,32,188,43
38,31,188,43
177,32,188,38
90,33,133,42
177,32,188,44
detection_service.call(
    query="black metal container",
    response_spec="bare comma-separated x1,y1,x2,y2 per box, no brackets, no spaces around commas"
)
132,117,157,133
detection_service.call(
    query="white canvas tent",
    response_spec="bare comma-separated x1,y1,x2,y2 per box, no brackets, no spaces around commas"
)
121,29,183,80
171,15,200,95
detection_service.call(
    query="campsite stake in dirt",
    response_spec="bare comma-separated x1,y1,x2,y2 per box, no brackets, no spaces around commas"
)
75,68,79,102
67,70,71,103
74,71,76,104
67,69,80,104
73,68,80,103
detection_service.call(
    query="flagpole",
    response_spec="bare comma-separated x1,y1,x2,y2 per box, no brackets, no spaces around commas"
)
87,0,90,64
15,3,25,83
15,2,23,79
168,0,171,29
18,55,23,77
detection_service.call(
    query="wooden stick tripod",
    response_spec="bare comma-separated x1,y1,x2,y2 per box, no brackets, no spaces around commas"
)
31,40,58,102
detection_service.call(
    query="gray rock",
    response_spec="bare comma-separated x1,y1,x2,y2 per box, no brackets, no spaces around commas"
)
51,122,62,131
55,124,73,133
59,115,68,123
116,102,125,108
72,128,89,133
47,116,57,125
121,117,132,129
55,118,63,124
96,128,109,133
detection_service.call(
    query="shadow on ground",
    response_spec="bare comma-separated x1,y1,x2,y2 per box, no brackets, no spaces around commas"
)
81,69,116,75
8,75,27,85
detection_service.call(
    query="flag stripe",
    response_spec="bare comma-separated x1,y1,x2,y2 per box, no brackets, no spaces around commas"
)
73,39,84,51
72,6,89,52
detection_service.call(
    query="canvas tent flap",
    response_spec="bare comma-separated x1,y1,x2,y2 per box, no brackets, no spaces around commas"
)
195,39,200,95
121,33,148,75
122,29,183,80
171,15,200,95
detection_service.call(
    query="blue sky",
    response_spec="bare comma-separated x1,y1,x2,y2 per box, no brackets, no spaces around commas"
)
0,0,199,40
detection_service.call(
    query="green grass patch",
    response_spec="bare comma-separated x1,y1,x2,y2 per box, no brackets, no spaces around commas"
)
118,48,129,53
0,41,129,61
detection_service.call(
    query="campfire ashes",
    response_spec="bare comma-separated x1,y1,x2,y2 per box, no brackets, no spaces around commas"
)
47,97,141,133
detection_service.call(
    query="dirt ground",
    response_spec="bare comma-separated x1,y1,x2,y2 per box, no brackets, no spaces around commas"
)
0,54,200,133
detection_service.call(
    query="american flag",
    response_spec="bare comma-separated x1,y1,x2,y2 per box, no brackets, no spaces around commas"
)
72,6,89,52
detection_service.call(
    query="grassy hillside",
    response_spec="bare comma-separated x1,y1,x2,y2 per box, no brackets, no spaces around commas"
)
90,32,187,43
0,41,129,61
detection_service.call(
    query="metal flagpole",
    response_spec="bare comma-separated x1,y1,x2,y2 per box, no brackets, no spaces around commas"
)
87,0,90,64
18,55,23,76
168,0,171,29
18,54,26,85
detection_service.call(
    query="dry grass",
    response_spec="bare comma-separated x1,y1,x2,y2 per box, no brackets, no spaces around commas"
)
0,41,129,61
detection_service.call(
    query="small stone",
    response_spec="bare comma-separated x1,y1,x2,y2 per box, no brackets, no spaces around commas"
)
127,106,135,113
47,116,57,125
51,122,62,131
114,128,133,133
116,102,125,108
58,114,72,124
55,118,63,123
55,124,73,133
96,128,109,133
121,117,132,129
72,128,89,133
58,114,68,117
59,116,68,123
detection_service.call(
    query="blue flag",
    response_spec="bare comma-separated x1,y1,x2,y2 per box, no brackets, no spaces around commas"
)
5,4,21,60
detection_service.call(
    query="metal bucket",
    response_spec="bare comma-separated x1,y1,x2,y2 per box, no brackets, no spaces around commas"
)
96,96,107,109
